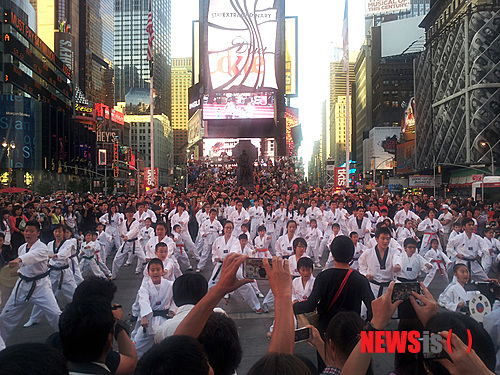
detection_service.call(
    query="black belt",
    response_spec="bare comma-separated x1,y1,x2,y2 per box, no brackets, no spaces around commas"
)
152,309,170,318
15,271,50,305
370,280,391,297
121,239,138,254
49,264,69,290
349,257,360,266
211,261,224,282
462,257,483,271
397,277,417,283
127,238,138,242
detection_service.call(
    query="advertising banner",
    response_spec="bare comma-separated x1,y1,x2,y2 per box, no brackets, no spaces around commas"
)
0,95,36,169
334,167,347,189
369,127,400,170
285,17,298,97
409,175,442,188
285,107,299,156
203,92,274,120
366,0,411,14
188,110,203,146
144,167,158,189
207,0,278,92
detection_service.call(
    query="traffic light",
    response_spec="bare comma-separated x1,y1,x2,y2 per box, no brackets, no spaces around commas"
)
438,165,441,173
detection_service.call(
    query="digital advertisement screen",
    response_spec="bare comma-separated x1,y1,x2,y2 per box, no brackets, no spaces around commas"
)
203,92,275,120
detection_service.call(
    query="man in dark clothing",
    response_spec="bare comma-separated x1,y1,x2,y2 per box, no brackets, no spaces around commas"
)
293,235,374,336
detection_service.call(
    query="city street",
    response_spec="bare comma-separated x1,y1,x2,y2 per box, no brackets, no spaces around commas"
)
4,249,450,374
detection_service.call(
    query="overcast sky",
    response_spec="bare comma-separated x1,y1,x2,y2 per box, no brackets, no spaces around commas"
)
170,0,367,166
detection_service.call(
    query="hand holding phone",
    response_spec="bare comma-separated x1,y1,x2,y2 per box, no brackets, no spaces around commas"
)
294,327,310,343
392,282,421,303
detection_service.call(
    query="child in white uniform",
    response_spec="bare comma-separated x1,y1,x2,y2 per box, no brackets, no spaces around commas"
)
482,226,500,274
287,238,310,278
64,227,83,285
396,219,418,247
172,224,192,271
127,218,154,270
92,231,112,278
349,232,365,271
423,238,452,287
417,209,443,256
133,259,174,358
79,232,106,279
305,219,323,267
254,225,272,259
324,225,343,269
393,238,432,282
438,264,478,312
196,209,223,272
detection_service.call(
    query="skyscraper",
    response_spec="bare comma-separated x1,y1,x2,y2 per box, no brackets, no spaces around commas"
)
114,0,171,117
80,0,114,106
171,58,192,164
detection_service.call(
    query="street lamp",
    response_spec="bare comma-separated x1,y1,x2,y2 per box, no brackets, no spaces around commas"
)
2,139,16,188
186,149,190,193
480,141,495,176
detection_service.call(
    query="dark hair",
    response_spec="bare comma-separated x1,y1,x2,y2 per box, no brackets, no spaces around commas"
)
25,220,40,232
177,202,186,209
155,242,168,251
173,224,181,231
173,274,208,307
136,202,145,208
247,353,313,375
403,238,418,247
332,223,340,228
135,335,209,375
297,257,313,271
72,276,117,304
198,312,242,375
349,231,358,238
156,222,168,231
238,233,248,241
257,225,266,232
293,237,307,250
324,311,365,363
125,207,136,214
330,235,354,263
148,258,163,271
209,208,217,215
224,220,234,229
286,220,297,228
375,227,391,238
425,312,496,374
462,217,474,227
59,299,114,362
0,343,69,375
241,223,249,230
430,238,439,245
453,263,469,273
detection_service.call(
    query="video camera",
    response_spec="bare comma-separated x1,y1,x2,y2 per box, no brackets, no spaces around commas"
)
464,281,500,305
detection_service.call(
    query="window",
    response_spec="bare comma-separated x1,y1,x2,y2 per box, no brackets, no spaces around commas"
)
392,101,399,107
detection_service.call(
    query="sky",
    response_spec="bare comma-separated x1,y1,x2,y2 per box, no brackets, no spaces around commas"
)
170,0,367,166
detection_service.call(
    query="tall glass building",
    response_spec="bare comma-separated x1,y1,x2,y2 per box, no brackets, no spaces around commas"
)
80,0,114,106
114,0,171,117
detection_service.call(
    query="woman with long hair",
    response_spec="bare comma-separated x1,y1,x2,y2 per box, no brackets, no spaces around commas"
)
8,205,27,256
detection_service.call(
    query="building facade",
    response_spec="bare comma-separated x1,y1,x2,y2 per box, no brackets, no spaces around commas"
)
171,57,192,164
124,112,173,185
114,0,171,117
414,0,499,176
80,0,114,106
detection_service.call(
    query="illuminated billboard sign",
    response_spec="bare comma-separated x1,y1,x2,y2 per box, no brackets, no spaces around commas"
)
285,107,299,156
366,0,411,14
203,92,274,120
285,17,298,97
207,0,278,92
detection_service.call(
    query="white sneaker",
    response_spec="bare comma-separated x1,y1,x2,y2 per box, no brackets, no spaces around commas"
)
257,292,264,298
23,319,37,328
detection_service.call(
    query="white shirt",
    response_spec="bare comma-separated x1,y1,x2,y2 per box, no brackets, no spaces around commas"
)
254,234,272,258
275,233,298,257
288,254,310,277
212,235,238,263
438,282,478,312
292,276,315,302
446,232,488,259
393,252,429,280
18,239,50,277
48,240,73,268
359,246,400,283
229,208,250,236
145,235,176,259
365,237,403,252
199,219,223,244
438,211,453,234
100,212,124,231
134,210,157,228
170,211,190,233
306,206,322,222
417,218,443,235
155,304,195,342
394,209,420,226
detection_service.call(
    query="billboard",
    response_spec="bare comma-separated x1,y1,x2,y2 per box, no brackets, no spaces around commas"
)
0,95,36,169
207,0,278,92
366,0,411,14
203,92,275,120
334,167,347,188
188,110,203,146
285,107,299,156
144,167,158,190
369,127,400,170
203,138,261,158
396,140,415,175
285,17,298,97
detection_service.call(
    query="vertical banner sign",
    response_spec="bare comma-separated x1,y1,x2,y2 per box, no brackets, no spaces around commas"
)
98,149,107,165
144,167,158,190
129,152,136,170
334,167,347,189
207,0,279,92
113,140,119,177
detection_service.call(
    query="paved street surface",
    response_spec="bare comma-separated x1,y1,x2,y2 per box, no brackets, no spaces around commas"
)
4,249,450,374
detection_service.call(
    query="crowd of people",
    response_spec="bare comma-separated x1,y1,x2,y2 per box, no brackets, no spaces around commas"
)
0,156,499,374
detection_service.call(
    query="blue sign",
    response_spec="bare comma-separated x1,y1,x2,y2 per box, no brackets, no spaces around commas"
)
0,95,36,169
